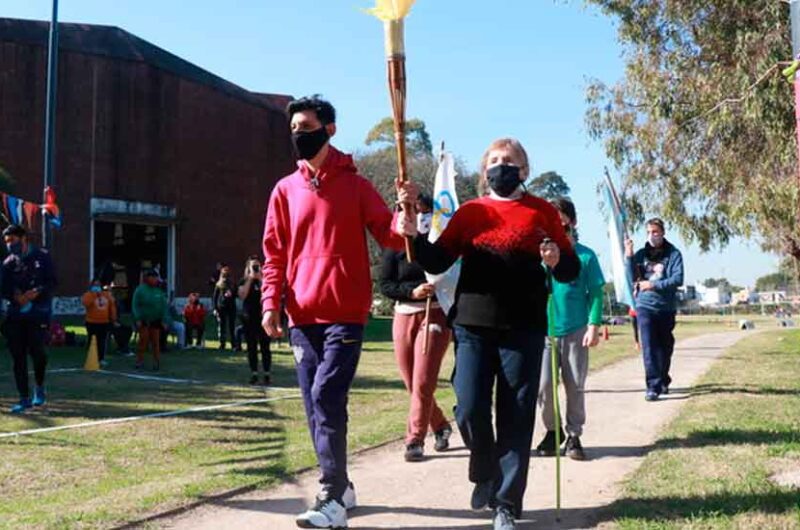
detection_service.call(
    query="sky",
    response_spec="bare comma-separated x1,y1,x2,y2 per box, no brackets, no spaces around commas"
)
2,0,780,287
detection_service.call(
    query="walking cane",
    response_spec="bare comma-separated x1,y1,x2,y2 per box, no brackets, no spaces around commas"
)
422,295,432,355
546,268,563,523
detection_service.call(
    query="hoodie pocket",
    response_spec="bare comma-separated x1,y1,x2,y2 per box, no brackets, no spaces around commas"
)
289,254,350,312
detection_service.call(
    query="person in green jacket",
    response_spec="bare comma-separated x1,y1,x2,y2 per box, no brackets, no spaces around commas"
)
132,269,169,371
536,197,605,461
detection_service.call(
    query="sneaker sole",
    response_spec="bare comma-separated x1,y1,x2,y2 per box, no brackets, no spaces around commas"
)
537,449,557,457
296,521,347,530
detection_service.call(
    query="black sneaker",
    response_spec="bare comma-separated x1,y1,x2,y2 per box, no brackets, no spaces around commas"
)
404,442,424,462
470,479,494,511
562,435,586,461
645,390,659,402
493,505,516,530
262,373,272,386
433,425,452,452
248,373,259,385
661,384,670,395
152,361,160,372
535,429,564,457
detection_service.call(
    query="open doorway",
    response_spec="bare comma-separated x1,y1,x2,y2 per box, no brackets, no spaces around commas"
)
92,221,170,314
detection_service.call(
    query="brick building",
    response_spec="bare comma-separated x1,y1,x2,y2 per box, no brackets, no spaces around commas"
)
0,18,295,311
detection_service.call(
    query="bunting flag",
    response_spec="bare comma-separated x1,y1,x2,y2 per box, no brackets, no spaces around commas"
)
23,202,39,230
426,150,461,315
602,172,635,309
42,186,62,228
6,195,21,225
0,187,63,229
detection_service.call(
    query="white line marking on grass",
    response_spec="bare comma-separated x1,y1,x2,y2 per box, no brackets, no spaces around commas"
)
95,370,206,384
0,393,302,440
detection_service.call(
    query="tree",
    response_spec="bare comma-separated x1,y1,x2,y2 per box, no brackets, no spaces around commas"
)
354,117,480,302
365,117,434,159
355,117,478,209
527,171,570,200
0,165,14,193
585,1,800,261
756,271,791,293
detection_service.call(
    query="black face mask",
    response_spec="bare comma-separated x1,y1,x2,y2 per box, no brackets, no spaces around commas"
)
292,126,330,160
486,164,522,197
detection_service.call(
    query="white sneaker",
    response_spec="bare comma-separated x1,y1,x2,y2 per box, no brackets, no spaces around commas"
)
295,498,347,529
317,482,356,511
342,482,357,510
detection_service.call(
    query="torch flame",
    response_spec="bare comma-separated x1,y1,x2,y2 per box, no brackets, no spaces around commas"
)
365,0,417,21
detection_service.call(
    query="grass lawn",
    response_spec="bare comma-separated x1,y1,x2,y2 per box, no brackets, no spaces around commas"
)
0,314,778,529
602,329,800,529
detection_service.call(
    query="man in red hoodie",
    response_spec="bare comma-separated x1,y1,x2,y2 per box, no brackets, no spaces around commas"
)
261,95,413,529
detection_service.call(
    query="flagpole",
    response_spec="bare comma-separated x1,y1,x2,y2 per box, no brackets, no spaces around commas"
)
42,0,59,247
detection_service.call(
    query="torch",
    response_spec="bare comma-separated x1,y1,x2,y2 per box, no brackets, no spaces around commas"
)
366,0,417,261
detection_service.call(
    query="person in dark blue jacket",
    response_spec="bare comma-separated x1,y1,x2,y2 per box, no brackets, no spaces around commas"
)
1,224,57,414
625,218,684,401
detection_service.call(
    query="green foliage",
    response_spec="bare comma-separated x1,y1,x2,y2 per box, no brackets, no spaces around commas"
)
755,271,792,292
585,1,800,260
364,117,434,159
527,170,571,200
355,117,480,296
0,165,15,193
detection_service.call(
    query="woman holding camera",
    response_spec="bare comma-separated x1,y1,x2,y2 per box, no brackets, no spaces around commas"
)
239,256,271,385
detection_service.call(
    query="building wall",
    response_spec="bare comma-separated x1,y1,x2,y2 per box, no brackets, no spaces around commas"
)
0,39,294,297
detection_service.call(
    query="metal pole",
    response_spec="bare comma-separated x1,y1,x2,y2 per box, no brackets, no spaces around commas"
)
42,0,59,248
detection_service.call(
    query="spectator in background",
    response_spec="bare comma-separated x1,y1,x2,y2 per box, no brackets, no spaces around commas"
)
625,218,684,401
81,278,118,367
1,224,57,414
213,265,238,351
238,256,271,385
162,293,185,351
132,269,168,371
183,292,206,348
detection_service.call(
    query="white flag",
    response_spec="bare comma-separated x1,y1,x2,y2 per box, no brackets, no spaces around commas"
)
602,176,635,309
426,151,461,315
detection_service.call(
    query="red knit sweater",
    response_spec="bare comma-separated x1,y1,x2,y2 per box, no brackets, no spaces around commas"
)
414,194,579,330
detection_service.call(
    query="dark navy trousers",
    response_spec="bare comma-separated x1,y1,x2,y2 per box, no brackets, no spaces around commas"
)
637,307,676,393
452,325,545,517
291,323,364,501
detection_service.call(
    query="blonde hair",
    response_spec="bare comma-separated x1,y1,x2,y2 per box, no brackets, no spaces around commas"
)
478,138,531,195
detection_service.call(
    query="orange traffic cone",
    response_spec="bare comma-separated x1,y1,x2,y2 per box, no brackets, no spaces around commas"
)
84,336,100,371
602,325,610,341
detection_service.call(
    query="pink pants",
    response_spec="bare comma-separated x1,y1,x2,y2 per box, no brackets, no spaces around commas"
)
392,307,452,445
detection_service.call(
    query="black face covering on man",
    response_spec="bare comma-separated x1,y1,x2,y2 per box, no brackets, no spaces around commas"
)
292,126,330,161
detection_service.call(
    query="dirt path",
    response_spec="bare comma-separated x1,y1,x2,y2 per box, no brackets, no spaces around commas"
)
164,331,755,530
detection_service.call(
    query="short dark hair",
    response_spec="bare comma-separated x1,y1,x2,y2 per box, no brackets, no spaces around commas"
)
551,197,576,224
646,217,665,231
418,193,434,212
286,95,336,125
2,224,26,238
